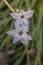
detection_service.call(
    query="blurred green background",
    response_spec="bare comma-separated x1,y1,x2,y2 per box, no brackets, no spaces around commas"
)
0,0,43,65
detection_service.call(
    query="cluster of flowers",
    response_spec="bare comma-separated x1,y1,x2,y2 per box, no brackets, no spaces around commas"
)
6,10,34,45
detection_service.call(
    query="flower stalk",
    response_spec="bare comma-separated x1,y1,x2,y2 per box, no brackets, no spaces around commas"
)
3,0,15,12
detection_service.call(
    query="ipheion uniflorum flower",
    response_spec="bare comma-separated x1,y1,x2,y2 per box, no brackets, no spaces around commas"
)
10,10,34,19
10,10,34,27
6,27,32,45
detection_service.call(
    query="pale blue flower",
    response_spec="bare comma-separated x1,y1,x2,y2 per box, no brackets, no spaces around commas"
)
10,10,34,29
10,10,34,19
6,27,32,45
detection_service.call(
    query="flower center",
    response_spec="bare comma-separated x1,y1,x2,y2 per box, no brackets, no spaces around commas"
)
19,31,23,35
21,15,25,18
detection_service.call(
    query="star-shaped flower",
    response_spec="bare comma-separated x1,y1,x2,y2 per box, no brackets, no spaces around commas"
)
10,10,34,19
6,27,32,45
10,10,34,25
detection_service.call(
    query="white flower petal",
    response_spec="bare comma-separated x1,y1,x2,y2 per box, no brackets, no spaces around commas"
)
19,10,25,15
23,33,32,40
20,37,28,45
14,18,21,28
22,18,29,32
14,18,29,32
22,18,29,26
14,19,22,31
25,10,34,18
10,13,20,19
6,30,15,36
13,34,20,43
22,26,29,33
15,18,29,27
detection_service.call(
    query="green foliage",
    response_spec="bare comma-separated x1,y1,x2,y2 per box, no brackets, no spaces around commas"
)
0,0,43,65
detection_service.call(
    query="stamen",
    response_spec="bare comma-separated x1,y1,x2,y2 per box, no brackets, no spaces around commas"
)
19,31,23,35
21,15,25,18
